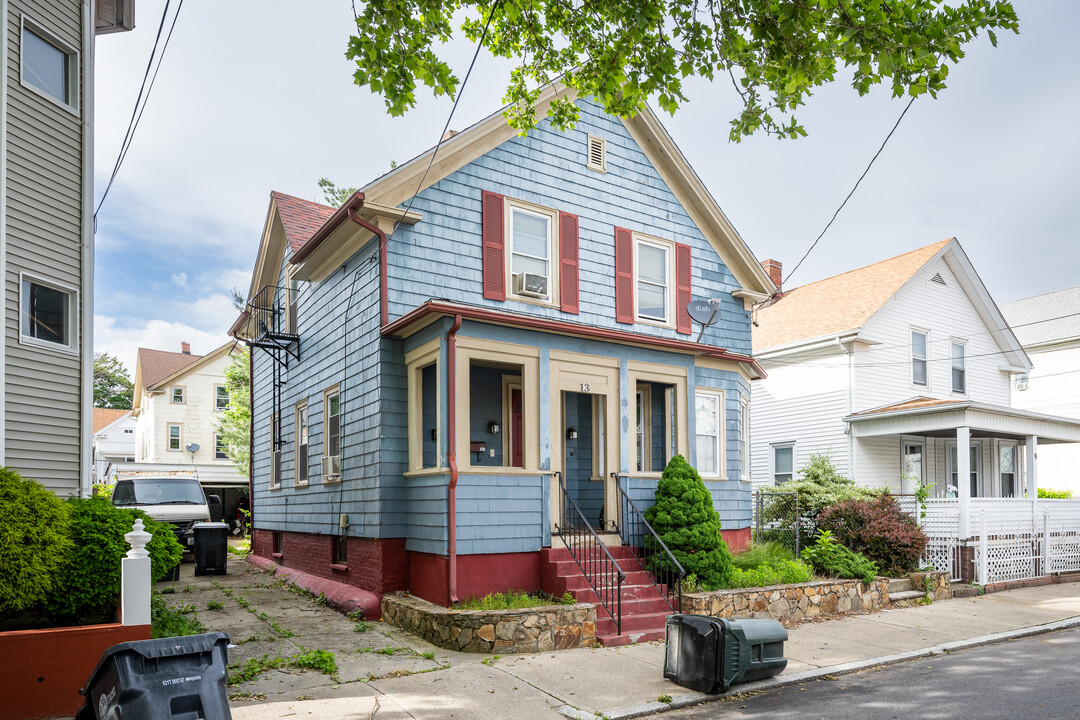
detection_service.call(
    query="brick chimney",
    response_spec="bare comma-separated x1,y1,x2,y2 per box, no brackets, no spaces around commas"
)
761,259,782,292
181,342,191,355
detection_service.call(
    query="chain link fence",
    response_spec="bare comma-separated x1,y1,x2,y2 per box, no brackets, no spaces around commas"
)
752,491,803,557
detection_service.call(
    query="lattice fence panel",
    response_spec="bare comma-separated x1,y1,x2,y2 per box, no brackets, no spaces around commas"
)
922,499,961,581
1041,499,1080,574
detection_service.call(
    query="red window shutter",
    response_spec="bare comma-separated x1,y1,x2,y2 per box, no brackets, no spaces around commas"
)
482,191,505,301
559,212,580,314
675,242,692,335
614,227,634,324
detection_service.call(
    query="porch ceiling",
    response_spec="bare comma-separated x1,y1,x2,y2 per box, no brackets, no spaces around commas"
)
843,398,1080,444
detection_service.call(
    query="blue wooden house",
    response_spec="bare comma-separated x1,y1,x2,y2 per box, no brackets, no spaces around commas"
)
231,88,774,643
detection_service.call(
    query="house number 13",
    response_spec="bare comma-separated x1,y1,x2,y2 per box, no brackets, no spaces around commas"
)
580,383,590,393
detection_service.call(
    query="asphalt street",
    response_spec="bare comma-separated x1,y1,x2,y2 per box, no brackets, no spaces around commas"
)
672,628,1080,720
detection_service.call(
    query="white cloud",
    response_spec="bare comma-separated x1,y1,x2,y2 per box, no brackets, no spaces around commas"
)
95,316,232,375
171,272,188,288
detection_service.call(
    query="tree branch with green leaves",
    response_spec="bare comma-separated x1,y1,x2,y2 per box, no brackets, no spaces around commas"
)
348,0,1018,141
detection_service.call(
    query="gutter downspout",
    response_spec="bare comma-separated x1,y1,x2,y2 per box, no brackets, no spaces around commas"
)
346,207,389,329
836,336,855,481
80,0,96,497
446,314,463,605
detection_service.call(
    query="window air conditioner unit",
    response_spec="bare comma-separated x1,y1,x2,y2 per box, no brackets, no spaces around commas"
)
513,272,548,298
321,455,341,478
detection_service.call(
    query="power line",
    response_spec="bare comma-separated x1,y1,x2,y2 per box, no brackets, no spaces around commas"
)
777,96,917,292
95,0,185,219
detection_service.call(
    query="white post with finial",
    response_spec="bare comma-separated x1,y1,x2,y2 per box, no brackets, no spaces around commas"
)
122,518,152,626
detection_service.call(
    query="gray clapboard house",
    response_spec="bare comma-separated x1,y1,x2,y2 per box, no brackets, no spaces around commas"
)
0,0,132,496
232,89,774,642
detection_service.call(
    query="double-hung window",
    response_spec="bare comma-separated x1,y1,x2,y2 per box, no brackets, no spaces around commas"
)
167,423,182,452
911,329,928,387
508,204,556,302
171,386,185,404
951,341,967,393
772,443,794,485
635,237,671,324
295,403,309,486
214,434,229,460
215,385,229,411
695,390,724,478
270,413,282,489
323,387,342,482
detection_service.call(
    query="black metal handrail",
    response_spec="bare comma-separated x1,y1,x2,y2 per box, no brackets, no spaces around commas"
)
614,474,685,614
554,472,623,635
248,284,298,345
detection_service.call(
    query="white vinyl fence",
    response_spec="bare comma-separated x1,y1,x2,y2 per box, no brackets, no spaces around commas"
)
917,498,1080,585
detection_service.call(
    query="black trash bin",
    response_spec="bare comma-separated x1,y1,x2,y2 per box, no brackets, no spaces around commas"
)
75,632,232,720
664,614,787,693
193,521,229,576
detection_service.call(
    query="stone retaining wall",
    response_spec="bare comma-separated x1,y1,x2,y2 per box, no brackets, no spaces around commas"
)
381,593,596,654
908,570,951,602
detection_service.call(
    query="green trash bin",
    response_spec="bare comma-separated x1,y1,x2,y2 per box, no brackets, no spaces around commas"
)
664,614,787,693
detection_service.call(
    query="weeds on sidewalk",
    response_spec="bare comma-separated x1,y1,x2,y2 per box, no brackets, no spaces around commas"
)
213,581,295,638
227,648,339,686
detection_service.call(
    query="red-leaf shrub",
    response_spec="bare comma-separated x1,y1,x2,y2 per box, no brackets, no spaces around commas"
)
817,495,928,576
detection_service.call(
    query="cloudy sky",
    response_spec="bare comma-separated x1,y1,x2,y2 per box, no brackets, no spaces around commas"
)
92,1,1080,372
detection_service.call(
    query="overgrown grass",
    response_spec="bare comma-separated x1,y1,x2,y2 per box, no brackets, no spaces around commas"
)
724,542,814,588
458,590,574,611
227,648,338,686
228,539,251,557
730,542,793,570
151,593,206,638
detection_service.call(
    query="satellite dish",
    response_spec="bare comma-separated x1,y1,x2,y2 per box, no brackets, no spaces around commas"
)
186,443,201,454
686,299,721,343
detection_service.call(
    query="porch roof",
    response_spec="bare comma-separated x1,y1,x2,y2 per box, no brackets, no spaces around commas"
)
381,299,767,379
843,397,1080,443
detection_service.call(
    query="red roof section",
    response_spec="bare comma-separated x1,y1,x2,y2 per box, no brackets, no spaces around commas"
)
849,397,965,417
272,191,336,253
93,408,130,433
137,348,203,390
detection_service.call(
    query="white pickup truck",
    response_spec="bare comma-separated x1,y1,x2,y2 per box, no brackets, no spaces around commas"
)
110,473,222,550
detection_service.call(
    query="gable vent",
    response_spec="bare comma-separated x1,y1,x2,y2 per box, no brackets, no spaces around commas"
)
929,272,947,286
586,134,606,173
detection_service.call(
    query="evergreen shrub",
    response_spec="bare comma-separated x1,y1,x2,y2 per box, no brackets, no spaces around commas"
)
644,455,733,590
0,468,72,614
45,497,183,623
800,530,878,586
817,495,928,576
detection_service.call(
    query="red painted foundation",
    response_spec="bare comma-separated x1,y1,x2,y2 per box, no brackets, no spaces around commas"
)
252,529,408,597
408,550,541,606
0,622,150,720
722,527,752,553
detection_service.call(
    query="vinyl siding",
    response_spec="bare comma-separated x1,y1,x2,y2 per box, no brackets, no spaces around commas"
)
4,0,86,495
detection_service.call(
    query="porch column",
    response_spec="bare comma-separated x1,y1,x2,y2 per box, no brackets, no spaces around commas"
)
1025,435,1039,498
957,426,971,539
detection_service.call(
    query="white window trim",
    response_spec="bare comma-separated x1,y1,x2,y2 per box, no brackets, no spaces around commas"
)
632,233,676,328
323,384,342,483
285,266,300,334
770,442,796,486
635,385,653,473
740,395,750,483
951,338,967,394
911,327,929,389
694,388,725,479
213,433,229,461
947,440,982,497
166,423,182,452
295,401,309,486
997,439,1019,499
171,385,186,404
19,15,80,116
901,437,925,492
214,384,229,411
586,134,607,173
504,198,559,307
18,272,79,355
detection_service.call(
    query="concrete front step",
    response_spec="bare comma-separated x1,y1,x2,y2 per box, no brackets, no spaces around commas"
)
597,629,666,647
888,577,913,594
596,610,671,635
889,589,928,607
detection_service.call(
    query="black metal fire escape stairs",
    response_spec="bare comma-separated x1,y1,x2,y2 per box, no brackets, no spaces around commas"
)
246,285,299,456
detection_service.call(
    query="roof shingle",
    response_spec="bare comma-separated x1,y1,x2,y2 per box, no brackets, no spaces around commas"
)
92,408,130,433
272,191,336,253
137,348,203,390
753,239,952,352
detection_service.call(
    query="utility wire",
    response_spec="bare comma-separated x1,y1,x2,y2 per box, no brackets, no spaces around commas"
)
777,96,917,291
95,0,185,219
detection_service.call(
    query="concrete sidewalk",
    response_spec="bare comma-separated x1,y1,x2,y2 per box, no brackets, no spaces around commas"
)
164,558,1080,720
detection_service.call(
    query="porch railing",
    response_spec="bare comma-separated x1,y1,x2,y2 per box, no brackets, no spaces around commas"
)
554,472,623,635
614,475,684,613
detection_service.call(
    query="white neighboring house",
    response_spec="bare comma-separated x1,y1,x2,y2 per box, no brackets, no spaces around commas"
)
129,341,247,487
750,239,1080,505
92,408,135,483
1003,285,1080,495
